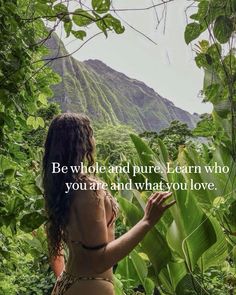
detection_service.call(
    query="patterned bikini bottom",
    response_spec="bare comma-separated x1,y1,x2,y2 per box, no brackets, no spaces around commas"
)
51,271,114,295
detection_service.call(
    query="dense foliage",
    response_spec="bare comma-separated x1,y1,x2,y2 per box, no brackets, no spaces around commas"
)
112,1,236,294
139,120,193,160
94,123,137,165
0,0,235,295
0,0,125,294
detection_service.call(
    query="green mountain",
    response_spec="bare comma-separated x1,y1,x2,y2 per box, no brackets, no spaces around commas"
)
45,33,199,132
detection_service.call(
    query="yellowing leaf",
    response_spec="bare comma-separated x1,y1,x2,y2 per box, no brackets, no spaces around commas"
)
26,116,35,127
36,117,45,128
38,94,47,105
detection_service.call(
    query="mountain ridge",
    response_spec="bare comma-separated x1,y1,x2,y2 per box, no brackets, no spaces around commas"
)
45,33,199,132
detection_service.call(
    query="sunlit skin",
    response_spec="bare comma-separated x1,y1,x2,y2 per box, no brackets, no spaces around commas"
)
50,185,176,295
50,253,65,278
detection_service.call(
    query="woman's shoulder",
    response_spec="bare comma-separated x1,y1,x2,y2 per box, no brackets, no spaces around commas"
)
76,173,104,185
72,174,107,202
71,174,119,224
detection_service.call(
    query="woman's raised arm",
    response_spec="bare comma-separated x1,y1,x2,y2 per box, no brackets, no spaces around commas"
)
75,189,175,274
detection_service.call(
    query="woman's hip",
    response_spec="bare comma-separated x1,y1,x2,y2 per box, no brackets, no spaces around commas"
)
51,271,115,295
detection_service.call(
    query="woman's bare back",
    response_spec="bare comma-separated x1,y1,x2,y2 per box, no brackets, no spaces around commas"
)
52,176,117,295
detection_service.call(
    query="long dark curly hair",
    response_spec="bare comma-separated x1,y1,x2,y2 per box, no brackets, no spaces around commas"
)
42,112,95,257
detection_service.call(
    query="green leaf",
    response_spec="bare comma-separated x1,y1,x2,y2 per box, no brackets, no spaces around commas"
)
204,83,221,103
64,21,72,38
118,196,172,273
190,13,199,21
214,100,231,118
198,216,227,271
72,9,95,26
26,116,35,127
71,30,87,40
0,155,16,172
195,53,210,69
193,115,216,137
26,116,44,129
130,250,148,284
116,249,154,294
166,261,187,291
36,117,45,128
113,276,124,295
199,40,210,52
203,68,220,90
22,183,42,195
213,16,233,44
206,43,222,64
35,3,53,15
197,1,209,20
130,134,164,184
166,173,217,270
92,0,110,13
157,138,169,163
3,168,15,179
125,161,146,190
20,212,46,233
176,273,208,295
143,277,155,295
116,251,145,289
184,23,202,44
53,3,68,14
97,14,125,34
180,147,218,204
38,93,47,105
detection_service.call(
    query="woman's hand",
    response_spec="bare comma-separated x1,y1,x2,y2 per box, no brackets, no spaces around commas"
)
142,191,176,229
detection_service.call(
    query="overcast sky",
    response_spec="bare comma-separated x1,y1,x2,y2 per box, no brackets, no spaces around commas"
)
54,0,212,114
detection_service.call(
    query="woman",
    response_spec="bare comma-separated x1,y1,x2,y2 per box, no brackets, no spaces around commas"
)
42,113,175,295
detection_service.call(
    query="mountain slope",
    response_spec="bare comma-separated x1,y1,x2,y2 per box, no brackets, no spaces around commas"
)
45,33,199,132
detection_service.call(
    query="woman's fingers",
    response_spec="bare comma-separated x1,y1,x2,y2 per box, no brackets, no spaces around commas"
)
157,192,172,205
162,200,176,209
148,192,172,204
144,192,176,226
148,191,175,210
149,191,161,201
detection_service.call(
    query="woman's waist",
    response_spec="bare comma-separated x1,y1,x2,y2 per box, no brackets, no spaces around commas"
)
65,258,113,280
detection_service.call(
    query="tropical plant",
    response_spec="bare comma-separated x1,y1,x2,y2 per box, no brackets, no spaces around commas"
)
94,123,138,165
113,1,236,294
1,0,236,294
140,120,193,160
0,1,125,293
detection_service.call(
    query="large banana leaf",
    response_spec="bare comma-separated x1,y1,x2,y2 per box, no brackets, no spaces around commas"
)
158,260,188,294
167,260,187,291
130,190,183,291
132,189,173,235
158,267,175,294
157,138,169,163
129,134,165,184
175,273,209,295
113,275,125,295
115,255,141,289
211,144,236,196
197,215,228,272
122,160,147,192
118,196,172,274
166,172,217,271
177,147,217,206
116,249,154,295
